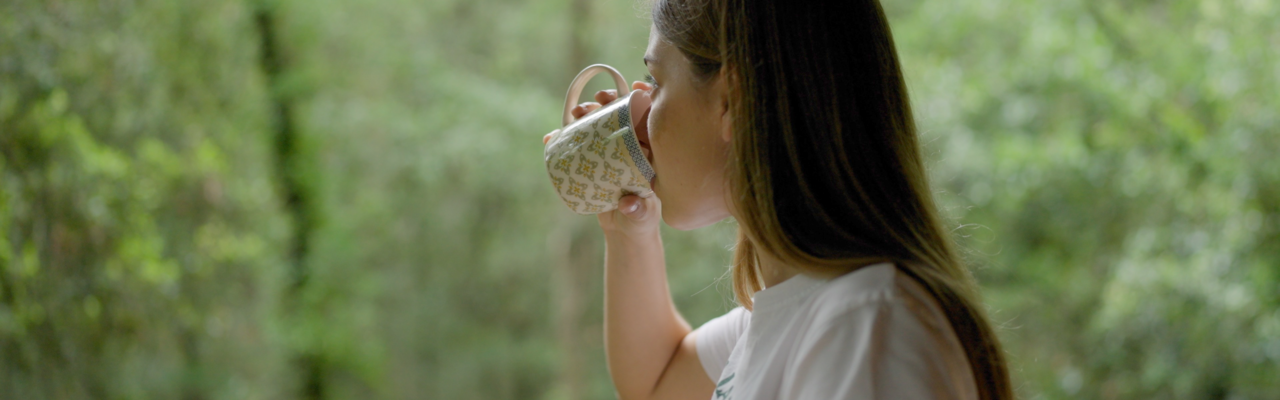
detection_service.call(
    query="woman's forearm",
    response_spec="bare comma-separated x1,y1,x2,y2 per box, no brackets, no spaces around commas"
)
603,230,690,400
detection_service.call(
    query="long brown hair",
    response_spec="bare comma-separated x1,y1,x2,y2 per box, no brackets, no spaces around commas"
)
652,0,1013,398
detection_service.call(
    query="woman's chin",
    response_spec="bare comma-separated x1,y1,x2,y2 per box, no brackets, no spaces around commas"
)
660,210,696,231
660,202,725,231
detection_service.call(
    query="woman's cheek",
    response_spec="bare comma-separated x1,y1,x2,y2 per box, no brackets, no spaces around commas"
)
647,108,666,156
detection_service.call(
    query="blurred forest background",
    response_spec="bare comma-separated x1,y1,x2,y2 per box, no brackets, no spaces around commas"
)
1,0,1277,398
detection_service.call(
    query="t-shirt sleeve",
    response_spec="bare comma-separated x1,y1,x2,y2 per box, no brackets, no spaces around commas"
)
781,302,967,400
692,306,749,381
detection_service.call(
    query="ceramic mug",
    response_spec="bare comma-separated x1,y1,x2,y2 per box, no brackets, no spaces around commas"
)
543,64,655,214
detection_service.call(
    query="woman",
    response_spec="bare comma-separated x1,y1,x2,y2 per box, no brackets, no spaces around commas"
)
556,0,1012,398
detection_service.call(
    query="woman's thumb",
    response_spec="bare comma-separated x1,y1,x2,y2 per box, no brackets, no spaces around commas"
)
619,196,647,220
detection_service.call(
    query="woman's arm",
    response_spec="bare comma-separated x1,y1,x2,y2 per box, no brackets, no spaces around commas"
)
567,87,713,400
601,194,714,400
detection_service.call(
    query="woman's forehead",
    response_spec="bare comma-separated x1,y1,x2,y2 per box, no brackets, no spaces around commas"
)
644,26,671,69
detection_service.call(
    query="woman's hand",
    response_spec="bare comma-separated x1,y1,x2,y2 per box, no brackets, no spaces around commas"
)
598,193,661,240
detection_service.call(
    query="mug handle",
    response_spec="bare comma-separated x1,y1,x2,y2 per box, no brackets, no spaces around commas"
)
561,64,629,127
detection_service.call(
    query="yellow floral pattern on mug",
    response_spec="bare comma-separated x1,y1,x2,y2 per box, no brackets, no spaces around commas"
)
553,156,573,175
566,177,588,200
610,139,625,160
587,133,608,158
569,129,588,147
550,175,564,192
575,154,598,181
601,162,623,187
592,183,616,202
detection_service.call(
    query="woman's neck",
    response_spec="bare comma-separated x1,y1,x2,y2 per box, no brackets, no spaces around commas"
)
755,248,871,288
756,250,800,288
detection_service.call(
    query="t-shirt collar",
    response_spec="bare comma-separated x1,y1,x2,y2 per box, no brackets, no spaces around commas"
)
750,272,829,313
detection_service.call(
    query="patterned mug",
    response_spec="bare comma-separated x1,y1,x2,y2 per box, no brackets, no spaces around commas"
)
544,64,656,214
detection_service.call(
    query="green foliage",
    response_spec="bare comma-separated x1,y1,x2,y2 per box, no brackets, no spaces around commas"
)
1,0,291,398
893,0,1280,397
1,0,1276,399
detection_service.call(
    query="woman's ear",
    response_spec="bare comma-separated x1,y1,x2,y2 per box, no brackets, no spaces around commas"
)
719,106,732,143
717,67,734,143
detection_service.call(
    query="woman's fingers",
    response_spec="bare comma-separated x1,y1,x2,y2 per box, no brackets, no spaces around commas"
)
572,86,641,121
571,102,602,119
597,192,662,236
594,89,618,105
574,86,649,121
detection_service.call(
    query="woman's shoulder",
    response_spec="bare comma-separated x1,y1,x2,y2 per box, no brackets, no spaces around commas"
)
805,262,901,317
790,262,979,399
802,261,958,338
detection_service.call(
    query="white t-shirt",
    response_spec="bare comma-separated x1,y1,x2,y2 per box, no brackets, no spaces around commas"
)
693,262,978,400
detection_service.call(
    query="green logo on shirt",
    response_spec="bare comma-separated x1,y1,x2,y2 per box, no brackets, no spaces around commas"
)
714,373,734,399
